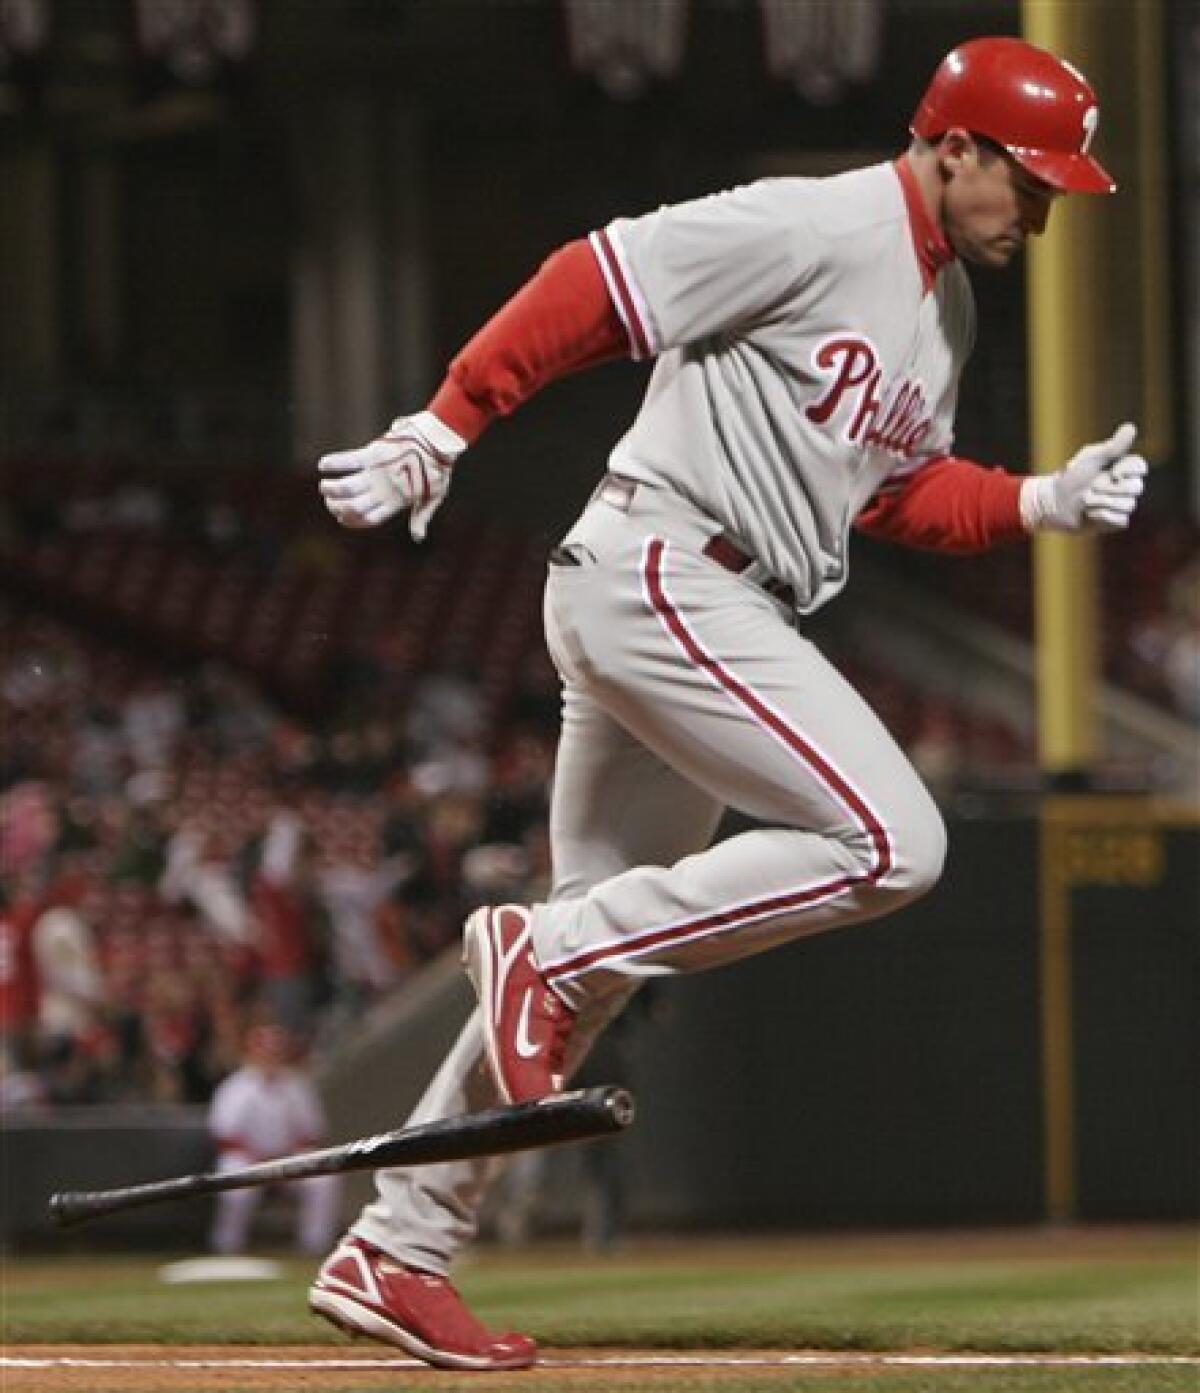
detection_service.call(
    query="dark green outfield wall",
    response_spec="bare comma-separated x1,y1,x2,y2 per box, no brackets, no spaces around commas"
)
621,814,1195,1230
619,817,1044,1229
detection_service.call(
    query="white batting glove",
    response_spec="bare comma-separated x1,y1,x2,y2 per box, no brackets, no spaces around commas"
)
318,411,467,541
1020,423,1148,534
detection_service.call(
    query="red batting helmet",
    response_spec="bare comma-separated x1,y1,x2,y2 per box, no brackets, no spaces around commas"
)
911,36,1115,194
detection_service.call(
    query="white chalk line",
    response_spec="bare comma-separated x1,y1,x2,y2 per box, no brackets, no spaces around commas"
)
3,1353,1197,1370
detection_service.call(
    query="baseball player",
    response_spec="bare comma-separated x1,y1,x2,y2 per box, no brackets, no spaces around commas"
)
308,37,1147,1370
209,1022,341,1255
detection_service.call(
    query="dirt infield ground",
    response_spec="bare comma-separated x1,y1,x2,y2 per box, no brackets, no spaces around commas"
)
4,1344,877,1390
7,1346,1198,1392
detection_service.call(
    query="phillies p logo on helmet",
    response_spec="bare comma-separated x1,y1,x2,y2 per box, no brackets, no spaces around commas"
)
1080,105,1099,154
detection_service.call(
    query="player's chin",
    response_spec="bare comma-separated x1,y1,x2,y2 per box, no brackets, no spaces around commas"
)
962,239,1021,270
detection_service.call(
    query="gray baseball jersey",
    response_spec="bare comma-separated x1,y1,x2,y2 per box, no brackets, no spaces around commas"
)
590,162,975,611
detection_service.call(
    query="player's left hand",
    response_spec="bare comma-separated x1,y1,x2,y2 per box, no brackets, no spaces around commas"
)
318,411,466,541
1022,422,1149,534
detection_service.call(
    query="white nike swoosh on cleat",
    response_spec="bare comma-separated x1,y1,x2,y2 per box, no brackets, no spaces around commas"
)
514,987,541,1059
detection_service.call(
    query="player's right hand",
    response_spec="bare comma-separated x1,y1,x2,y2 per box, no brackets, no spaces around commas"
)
1021,422,1148,534
318,411,466,541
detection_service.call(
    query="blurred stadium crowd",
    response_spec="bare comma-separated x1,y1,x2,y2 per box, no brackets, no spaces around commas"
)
0,454,565,1108
0,608,559,1109
0,453,1196,1114
886,519,1200,724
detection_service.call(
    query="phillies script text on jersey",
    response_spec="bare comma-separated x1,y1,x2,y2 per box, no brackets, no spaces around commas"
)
805,335,933,459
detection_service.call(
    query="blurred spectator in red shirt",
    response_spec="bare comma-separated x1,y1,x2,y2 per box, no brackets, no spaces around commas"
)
250,807,332,1039
0,874,42,1054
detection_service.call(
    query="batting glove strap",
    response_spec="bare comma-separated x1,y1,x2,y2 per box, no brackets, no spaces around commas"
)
1019,422,1148,534
407,410,468,458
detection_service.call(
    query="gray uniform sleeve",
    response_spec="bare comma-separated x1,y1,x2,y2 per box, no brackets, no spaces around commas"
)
592,181,817,356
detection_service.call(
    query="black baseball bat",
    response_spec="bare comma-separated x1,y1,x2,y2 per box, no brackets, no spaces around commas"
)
48,1084,634,1228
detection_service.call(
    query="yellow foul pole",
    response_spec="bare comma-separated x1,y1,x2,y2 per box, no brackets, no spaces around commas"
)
1021,0,1108,1227
1023,0,1170,1229
1022,0,1106,784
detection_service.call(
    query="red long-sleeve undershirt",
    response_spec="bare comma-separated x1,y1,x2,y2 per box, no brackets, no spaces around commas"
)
854,458,1026,552
428,240,1026,553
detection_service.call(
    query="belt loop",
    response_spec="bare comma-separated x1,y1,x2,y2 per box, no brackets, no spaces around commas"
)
702,534,751,575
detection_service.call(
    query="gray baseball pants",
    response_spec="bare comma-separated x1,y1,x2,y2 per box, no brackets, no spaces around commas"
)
352,482,945,1274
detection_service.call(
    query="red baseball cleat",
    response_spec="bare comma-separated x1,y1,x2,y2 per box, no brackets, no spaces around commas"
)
309,1236,537,1371
463,904,577,1103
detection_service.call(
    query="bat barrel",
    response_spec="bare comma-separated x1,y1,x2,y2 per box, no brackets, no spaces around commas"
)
603,1086,636,1129
343,1085,636,1167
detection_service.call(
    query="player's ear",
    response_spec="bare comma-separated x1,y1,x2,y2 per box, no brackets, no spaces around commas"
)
936,127,976,179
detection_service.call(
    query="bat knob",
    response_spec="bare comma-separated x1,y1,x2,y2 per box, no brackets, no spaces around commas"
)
48,1192,72,1225
48,1191,88,1227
